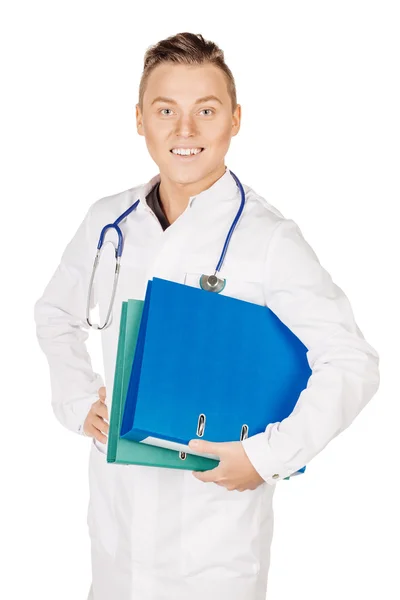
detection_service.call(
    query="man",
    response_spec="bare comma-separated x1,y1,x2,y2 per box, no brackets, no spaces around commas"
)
34,32,380,600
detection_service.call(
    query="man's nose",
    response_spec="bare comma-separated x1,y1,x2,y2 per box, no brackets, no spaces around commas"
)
174,114,198,137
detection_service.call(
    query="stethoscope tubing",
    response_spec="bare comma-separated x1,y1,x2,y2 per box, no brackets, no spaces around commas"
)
87,170,245,330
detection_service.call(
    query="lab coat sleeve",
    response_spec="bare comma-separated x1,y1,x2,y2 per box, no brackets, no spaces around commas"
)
241,218,380,485
33,203,105,436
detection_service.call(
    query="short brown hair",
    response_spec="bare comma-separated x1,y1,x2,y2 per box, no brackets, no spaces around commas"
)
138,32,237,113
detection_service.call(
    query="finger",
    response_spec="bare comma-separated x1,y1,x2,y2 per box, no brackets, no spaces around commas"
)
192,466,223,483
92,415,109,435
87,423,108,444
93,428,108,444
98,386,106,401
189,439,225,457
95,401,109,421
83,423,91,437
84,423,107,444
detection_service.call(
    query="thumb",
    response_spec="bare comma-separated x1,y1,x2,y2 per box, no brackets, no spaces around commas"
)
188,438,224,456
98,386,106,402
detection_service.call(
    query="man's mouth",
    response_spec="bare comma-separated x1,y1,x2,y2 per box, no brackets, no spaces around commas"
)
170,147,205,157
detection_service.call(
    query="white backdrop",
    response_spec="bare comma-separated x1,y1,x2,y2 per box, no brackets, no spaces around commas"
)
1,1,398,599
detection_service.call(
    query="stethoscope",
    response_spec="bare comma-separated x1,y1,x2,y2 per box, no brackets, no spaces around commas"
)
86,169,246,330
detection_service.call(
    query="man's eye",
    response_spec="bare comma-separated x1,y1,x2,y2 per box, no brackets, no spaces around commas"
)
159,108,214,116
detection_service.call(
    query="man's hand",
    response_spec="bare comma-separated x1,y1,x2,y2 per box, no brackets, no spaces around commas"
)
83,386,109,443
188,439,265,492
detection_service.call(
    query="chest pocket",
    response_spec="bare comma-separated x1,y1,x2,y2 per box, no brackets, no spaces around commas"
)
183,272,265,306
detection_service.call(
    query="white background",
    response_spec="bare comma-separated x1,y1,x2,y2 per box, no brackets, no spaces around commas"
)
1,1,398,599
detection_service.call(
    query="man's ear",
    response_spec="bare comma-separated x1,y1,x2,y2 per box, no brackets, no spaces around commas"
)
135,103,144,136
231,103,241,137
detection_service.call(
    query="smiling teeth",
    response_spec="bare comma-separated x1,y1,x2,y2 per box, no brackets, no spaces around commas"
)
172,148,202,155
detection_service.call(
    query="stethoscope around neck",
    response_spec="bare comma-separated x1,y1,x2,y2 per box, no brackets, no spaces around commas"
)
86,169,246,330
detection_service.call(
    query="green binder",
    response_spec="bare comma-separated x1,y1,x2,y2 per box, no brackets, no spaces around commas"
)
107,300,220,471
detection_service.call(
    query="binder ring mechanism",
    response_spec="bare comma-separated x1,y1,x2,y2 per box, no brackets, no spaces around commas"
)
179,414,249,461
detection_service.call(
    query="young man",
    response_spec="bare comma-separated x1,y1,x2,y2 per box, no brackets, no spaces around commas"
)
34,32,380,600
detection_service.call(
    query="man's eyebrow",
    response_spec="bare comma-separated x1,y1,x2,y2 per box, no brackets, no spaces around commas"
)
151,95,223,106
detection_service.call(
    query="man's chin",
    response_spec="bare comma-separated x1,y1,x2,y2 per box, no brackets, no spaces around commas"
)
160,164,211,185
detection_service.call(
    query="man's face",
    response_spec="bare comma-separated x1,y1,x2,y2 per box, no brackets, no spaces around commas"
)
136,63,241,185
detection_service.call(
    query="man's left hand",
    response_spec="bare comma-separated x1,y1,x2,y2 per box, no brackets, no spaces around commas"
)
188,439,265,492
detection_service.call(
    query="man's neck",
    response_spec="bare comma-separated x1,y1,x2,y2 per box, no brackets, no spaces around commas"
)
158,164,226,224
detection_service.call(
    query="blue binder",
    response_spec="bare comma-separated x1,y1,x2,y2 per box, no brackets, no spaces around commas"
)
120,277,310,474
107,299,219,471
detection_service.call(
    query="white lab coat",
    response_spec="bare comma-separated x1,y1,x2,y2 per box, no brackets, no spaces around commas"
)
34,166,380,600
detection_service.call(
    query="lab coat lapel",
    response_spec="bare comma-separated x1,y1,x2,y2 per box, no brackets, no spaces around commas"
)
135,167,241,282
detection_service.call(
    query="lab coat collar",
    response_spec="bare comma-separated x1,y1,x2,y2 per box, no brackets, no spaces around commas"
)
138,166,239,212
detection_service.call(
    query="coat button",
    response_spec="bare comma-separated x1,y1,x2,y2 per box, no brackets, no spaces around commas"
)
272,474,280,479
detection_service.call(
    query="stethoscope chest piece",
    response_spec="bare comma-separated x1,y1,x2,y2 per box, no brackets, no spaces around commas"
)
199,274,226,293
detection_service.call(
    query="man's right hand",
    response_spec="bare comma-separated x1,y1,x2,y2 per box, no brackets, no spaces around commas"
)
83,386,109,443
